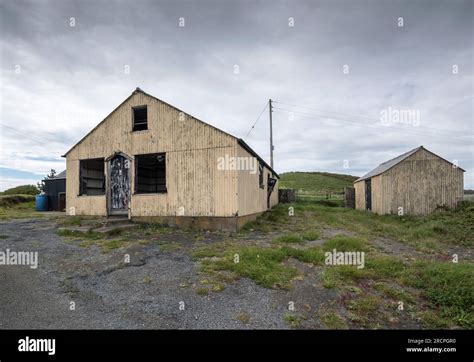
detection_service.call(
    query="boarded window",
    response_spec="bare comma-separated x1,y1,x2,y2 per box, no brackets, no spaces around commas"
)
259,163,264,189
79,158,105,195
132,106,148,131
135,153,166,193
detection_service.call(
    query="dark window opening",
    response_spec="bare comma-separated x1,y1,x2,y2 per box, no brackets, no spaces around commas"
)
133,106,148,131
135,153,166,193
259,163,264,189
79,158,105,195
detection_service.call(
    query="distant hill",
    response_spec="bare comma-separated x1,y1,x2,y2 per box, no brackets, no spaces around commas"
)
279,172,358,195
0,185,39,196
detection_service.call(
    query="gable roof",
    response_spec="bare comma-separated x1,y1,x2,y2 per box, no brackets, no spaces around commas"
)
52,170,67,179
43,170,66,181
62,88,279,178
354,146,464,183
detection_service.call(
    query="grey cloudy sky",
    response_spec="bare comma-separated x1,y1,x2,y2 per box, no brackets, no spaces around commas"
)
1,0,473,190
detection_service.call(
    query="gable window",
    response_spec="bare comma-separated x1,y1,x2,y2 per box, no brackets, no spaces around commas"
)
135,153,167,193
259,162,264,189
79,158,105,195
132,106,148,131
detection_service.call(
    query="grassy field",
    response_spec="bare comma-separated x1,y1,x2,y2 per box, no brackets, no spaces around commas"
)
279,172,358,201
192,200,474,328
3,176,473,329
0,194,42,219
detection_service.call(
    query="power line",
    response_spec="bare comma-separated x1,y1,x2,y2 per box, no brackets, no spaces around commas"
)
272,106,473,142
273,100,471,138
273,105,472,141
244,102,268,140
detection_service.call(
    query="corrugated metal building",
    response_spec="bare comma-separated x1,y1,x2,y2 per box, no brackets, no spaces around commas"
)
354,146,464,216
43,170,66,211
62,88,279,230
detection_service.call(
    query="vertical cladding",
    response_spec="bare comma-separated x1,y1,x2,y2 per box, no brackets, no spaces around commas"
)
354,181,365,211
66,91,238,217
236,144,279,216
355,148,464,216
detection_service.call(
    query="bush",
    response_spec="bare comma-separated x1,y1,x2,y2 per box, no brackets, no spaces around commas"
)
0,185,39,196
0,194,36,206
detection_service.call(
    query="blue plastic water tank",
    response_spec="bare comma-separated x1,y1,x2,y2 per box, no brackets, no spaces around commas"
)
35,194,49,211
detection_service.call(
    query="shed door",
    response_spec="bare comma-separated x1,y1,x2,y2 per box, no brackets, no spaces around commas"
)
365,179,372,211
267,176,277,209
109,155,130,214
58,192,66,212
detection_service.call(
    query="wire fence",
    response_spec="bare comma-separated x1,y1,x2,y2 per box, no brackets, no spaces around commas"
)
295,190,344,203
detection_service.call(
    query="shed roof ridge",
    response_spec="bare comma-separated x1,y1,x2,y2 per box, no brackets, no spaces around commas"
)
354,145,464,183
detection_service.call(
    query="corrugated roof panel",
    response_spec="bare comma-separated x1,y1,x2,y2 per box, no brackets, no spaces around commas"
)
354,146,422,182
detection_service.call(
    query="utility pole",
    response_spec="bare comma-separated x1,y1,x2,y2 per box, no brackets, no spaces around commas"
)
269,98,274,169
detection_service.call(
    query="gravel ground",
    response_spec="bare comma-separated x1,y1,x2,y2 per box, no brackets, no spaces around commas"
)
0,218,335,329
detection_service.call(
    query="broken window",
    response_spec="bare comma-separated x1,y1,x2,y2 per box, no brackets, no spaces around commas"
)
79,158,105,195
132,106,148,131
135,153,166,193
259,162,264,189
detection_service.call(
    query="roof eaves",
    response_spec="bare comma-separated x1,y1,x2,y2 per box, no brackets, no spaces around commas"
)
237,138,279,178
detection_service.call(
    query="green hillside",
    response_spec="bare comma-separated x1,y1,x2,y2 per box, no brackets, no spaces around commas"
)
0,184,39,196
279,172,358,199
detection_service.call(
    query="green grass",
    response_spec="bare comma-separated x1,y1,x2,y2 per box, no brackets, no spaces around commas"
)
57,229,134,253
322,312,347,329
0,199,42,220
58,229,103,240
323,256,473,328
301,230,320,241
263,200,474,247
0,194,36,206
159,242,183,252
284,313,303,328
196,287,210,296
400,261,474,328
279,172,357,194
137,223,174,235
323,235,369,252
322,255,406,288
58,216,83,227
272,234,304,244
194,245,325,289
373,282,414,303
347,296,381,318
0,185,39,196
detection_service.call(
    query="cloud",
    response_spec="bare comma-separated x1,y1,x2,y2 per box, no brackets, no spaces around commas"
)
0,0,472,190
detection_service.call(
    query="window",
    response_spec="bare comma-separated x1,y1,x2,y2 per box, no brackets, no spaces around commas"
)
79,158,105,195
135,153,166,193
132,106,148,131
259,163,264,189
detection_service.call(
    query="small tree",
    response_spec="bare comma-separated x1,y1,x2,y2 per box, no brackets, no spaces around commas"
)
38,169,57,192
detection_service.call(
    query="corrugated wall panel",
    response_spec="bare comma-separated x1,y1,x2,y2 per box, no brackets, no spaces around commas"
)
66,92,238,217
379,148,463,215
236,144,279,216
354,181,365,211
